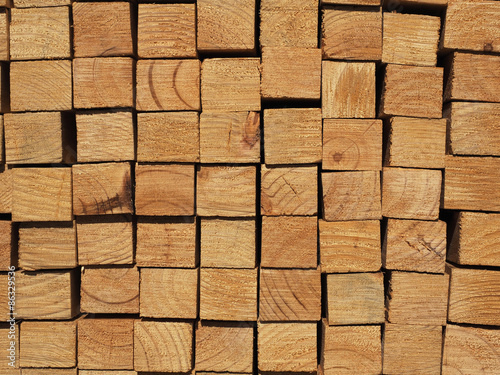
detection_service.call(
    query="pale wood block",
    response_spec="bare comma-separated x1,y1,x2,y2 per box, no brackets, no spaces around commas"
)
320,220,380,273
322,8,382,60
17,269,78,319
382,167,441,220
137,112,199,162
201,58,260,112
12,168,72,222
76,110,134,163
448,267,500,325
261,47,321,100
19,222,76,270
261,216,317,269
20,321,75,368
0,220,12,270
10,60,71,112
0,323,19,371
140,268,198,319
77,215,133,266
73,57,134,109
201,219,255,269
200,268,257,321
0,11,9,61
13,0,69,6
73,2,133,57
78,318,134,370
380,64,443,118
22,370,76,375
442,324,500,375
321,321,382,375
261,165,317,216
385,117,446,169
134,321,193,373
322,171,381,221
264,108,321,164
78,372,135,375
258,322,317,372
326,273,384,325
384,219,446,274
136,59,200,111
138,3,196,58
323,119,382,171
0,166,12,214
448,212,500,267
135,164,195,216
196,321,254,373
81,266,139,314
198,0,255,53
322,0,380,4
383,324,442,375
73,162,133,216
0,274,12,316
136,218,196,268
0,0,9,6
444,156,500,212
197,166,256,217
200,111,260,163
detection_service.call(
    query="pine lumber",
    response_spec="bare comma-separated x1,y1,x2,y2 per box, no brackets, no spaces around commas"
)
0,0,9,6
260,0,318,48
9,6,70,60
12,167,72,222
137,112,199,162
18,222,77,270
76,110,134,163
321,321,382,375
77,215,133,266
0,11,9,61
136,218,196,268
0,275,9,317
78,372,134,375
0,221,11,271
201,58,261,112
323,119,382,171
448,212,500,267
0,62,8,112
196,321,254,373
448,267,500,325
261,47,322,100
20,321,76,368
382,167,441,220
199,111,260,163
73,2,133,58
73,57,134,109
200,219,256,269
322,8,382,60
261,216,317,268
197,165,256,217
319,220,381,273
442,324,500,375
140,268,198,319
0,166,11,214
197,0,255,53
385,117,446,169
23,370,76,375
13,0,69,6
78,318,134,370
322,0,380,4
258,322,317,372
80,266,139,314
383,324,443,375
322,171,381,221
200,268,257,321
10,60,72,112
0,323,18,372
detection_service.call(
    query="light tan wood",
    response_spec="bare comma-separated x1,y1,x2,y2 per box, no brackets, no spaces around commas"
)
10,60,72,112
0,220,11,270
0,0,9,6
22,370,76,375
73,57,134,109
258,322,317,372
73,2,133,57
0,275,11,316
201,219,255,269
326,272,384,325
323,119,382,171
196,321,254,373
0,323,18,372
382,167,441,220
81,266,139,314
322,8,382,60
13,0,69,6
137,112,199,162
78,318,134,370
322,171,381,221
12,167,72,222
322,0,380,4
320,220,380,273
0,166,11,214
134,321,193,372
0,11,9,61
200,268,257,321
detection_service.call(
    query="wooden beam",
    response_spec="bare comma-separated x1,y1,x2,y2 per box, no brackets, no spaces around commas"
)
0,166,11,214
13,0,69,6
23,370,76,375
0,221,11,270
78,372,134,375
0,323,18,373
0,11,9,61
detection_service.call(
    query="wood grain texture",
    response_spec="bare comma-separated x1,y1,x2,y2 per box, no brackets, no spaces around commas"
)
0,220,11,270
13,0,69,6
0,167,12,214
0,12,9,61
0,323,18,372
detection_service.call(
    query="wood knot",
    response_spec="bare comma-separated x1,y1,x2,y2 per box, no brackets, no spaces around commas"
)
484,42,493,52
333,152,343,162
